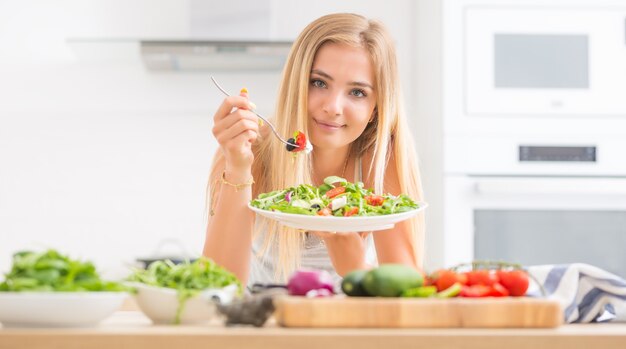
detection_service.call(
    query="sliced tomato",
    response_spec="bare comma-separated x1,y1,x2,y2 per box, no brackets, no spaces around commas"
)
465,270,499,286
460,284,492,298
317,207,332,216
364,195,384,206
496,270,530,297
325,186,346,199
344,207,359,217
488,283,510,297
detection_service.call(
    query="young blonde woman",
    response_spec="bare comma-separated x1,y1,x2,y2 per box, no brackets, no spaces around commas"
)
203,13,425,287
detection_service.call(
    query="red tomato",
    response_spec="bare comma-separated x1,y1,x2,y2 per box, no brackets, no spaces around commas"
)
432,270,467,292
317,207,332,216
344,207,359,217
488,283,510,297
460,284,492,297
465,270,499,286
325,186,346,199
364,195,384,206
295,132,306,150
496,270,530,297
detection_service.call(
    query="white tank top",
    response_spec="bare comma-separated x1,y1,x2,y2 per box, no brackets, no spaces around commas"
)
247,157,378,289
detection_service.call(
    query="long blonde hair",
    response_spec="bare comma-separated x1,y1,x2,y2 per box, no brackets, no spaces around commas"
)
212,13,425,281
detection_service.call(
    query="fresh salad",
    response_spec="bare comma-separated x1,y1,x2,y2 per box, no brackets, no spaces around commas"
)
250,176,419,216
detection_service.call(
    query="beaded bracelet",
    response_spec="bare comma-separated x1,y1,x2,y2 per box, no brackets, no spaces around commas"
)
220,171,254,192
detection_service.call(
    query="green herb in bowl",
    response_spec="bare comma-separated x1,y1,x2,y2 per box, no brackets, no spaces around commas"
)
128,257,242,324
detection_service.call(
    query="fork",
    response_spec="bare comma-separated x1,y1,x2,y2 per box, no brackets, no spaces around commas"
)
210,76,298,149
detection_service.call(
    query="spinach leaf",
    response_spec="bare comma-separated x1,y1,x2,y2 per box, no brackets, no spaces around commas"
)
0,249,128,292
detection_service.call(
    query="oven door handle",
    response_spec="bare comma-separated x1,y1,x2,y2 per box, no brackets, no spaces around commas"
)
474,178,626,195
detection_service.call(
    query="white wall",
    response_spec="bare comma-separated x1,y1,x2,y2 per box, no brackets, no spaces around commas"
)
413,0,443,271
0,0,436,277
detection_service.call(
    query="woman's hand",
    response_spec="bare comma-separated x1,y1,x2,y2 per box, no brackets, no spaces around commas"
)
310,231,370,276
212,92,259,174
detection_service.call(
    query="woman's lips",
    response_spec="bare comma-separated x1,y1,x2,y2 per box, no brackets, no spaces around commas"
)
314,119,345,131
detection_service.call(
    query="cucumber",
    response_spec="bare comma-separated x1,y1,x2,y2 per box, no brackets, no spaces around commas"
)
362,264,424,297
341,270,370,296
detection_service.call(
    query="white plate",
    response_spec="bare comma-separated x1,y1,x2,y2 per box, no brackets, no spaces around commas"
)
130,283,238,324
248,202,428,233
0,292,128,328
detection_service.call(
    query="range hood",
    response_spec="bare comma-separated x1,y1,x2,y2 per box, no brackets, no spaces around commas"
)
140,39,292,71
66,0,294,71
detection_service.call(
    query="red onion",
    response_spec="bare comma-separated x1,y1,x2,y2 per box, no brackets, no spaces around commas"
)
305,288,333,298
287,269,334,296
285,191,292,202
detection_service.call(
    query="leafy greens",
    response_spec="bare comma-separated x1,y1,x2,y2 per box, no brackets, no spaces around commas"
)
0,249,128,292
250,176,419,216
128,257,241,324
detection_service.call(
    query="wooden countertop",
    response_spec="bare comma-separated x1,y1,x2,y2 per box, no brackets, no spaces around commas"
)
1,311,625,349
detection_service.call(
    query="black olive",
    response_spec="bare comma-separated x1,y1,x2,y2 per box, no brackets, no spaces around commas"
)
311,204,321,210
285,138,297,151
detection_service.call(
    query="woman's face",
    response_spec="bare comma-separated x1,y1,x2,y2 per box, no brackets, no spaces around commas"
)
307,42,377,151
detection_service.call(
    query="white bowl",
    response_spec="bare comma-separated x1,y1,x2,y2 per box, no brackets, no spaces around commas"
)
0,292,128,328
131,283,239,324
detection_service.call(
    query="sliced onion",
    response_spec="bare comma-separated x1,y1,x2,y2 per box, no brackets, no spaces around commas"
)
285,191,292,202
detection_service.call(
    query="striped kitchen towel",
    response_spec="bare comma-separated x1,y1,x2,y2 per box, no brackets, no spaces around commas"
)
527,263,626,323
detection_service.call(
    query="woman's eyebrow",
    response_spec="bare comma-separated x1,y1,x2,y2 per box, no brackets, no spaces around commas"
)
311,69,374,90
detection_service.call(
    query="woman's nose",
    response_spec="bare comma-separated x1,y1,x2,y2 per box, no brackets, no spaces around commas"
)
323,91,344,116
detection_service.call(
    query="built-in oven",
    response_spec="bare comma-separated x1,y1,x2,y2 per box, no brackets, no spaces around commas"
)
443,139,626,279
442,0,626,278
444,173,626,279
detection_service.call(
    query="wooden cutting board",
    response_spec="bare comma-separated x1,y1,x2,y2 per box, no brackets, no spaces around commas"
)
274,296,562,328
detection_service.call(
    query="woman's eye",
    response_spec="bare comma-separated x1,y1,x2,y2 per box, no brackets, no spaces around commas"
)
311,79,326,88
350,89,366,98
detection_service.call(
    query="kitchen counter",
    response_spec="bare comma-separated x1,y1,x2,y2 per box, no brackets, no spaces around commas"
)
1,311,625,349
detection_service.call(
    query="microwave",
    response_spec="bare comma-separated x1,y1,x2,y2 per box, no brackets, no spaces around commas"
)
463,5,626,117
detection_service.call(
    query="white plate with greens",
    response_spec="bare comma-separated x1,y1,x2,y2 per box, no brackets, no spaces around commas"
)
248,203,427,232
249,176,427,233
